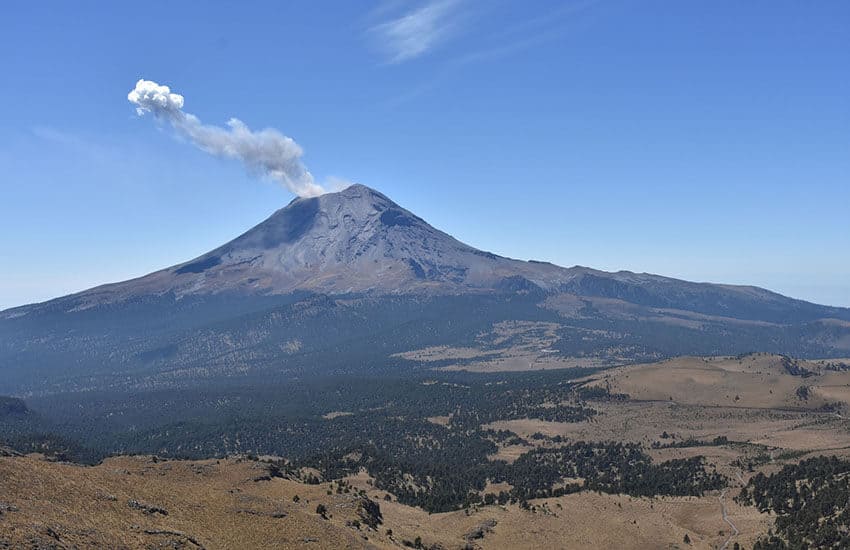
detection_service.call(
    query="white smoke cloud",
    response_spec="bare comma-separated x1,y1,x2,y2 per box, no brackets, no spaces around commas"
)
128,79,327,197
127,79,184,116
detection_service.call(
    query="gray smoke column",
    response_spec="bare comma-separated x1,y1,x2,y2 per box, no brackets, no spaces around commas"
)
128,79,326,197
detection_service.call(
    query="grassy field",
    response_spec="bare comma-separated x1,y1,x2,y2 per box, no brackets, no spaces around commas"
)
0,454,771,549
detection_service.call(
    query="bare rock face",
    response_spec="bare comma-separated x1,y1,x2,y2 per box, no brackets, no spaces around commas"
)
169,183,531,295
175,183,592,297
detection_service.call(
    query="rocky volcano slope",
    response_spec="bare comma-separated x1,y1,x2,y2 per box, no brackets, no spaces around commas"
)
1,185,849,394
4,184,848,325
4,185,577,315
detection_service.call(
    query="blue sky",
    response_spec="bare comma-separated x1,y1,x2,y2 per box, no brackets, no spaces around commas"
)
1,0,848,309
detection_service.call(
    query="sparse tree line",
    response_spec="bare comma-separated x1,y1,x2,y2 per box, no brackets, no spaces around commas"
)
737,456,850,549
2,368,725,514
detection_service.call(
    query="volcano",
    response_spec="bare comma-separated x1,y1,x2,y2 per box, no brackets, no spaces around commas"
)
1,184,849,394
67,183,580,304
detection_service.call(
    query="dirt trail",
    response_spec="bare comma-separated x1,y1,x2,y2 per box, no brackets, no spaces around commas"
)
718,471,744,550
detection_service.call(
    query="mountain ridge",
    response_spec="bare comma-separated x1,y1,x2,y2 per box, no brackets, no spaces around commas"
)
2,184,850,396
4,184,848,323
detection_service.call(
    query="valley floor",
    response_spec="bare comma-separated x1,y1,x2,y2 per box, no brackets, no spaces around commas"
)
4,353,850,548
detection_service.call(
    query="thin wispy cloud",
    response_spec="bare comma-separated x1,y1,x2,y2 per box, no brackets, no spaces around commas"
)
369,0,463,63
381,1,601,106
453,0,599,66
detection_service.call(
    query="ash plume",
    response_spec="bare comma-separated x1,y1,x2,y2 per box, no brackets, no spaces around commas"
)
128,79,327,197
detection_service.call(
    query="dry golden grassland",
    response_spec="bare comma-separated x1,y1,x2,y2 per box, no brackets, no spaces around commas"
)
0,454,772,550
588,354,850,410
395,321,610,373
